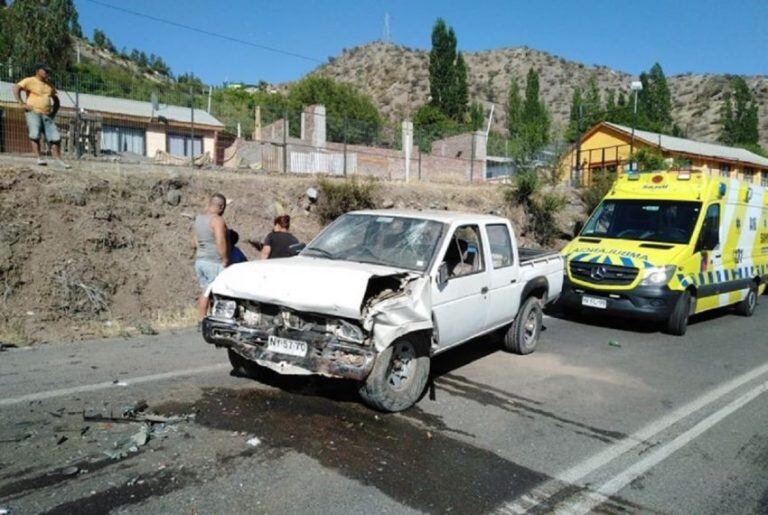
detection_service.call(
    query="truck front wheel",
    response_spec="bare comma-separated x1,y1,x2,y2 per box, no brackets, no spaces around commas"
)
359,337,430,412
504,296,543,355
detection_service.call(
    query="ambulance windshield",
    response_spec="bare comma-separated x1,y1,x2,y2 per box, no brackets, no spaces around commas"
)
582,200,702,244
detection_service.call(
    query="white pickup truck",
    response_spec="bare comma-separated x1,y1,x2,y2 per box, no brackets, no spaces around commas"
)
203,210,563,411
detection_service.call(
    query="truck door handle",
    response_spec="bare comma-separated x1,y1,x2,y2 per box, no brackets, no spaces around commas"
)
510,279,518,284
481,287,489,294
714,254,722,258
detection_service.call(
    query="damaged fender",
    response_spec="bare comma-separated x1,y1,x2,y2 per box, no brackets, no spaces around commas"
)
362,274,433,352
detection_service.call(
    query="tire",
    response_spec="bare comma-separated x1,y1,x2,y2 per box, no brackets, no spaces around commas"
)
228,348,267,380
503,296,543,355
665,290,692,336
734,284,758,317
359,337,430,412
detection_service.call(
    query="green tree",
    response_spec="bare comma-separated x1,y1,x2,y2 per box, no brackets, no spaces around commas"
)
428,19,457,116
288,76,383,145
451,52,469,121
427,18,468,123
719,76,759,147
520,68,550,153
565,86,583,143
0,4,10,64
506,77,523,139
413,104,460,152
582,76,602,128
637,62,673,132
468,101,484,131
6,0,78,74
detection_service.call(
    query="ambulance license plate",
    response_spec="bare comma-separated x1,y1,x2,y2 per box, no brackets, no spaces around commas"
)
582,295,607,309
266,335,308,357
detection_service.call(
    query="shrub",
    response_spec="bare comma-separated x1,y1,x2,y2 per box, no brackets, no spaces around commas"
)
579,169,615,216
503,170,539,206
316,176,378,224
528,192,567,246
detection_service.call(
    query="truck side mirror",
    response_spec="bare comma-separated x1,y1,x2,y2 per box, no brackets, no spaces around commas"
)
437,262,449,286
288,242,306,256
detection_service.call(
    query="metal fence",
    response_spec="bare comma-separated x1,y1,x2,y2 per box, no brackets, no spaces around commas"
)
1,69,490,183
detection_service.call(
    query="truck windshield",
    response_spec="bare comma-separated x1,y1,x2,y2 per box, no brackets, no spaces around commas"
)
581,200,702,244
303,214,445,271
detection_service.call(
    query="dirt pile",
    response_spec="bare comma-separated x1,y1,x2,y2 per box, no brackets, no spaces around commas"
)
0,160,580,345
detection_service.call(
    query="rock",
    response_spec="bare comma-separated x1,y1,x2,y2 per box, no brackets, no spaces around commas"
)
381,198,395,209
93,209,112,221
166,189,182,206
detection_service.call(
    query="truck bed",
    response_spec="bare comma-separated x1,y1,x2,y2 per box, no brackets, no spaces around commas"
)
519,247,560,263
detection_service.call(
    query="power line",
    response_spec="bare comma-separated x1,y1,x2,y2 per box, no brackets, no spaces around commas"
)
82,0,323,64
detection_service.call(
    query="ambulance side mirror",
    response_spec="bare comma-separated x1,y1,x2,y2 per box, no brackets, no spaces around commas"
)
572,220,584,238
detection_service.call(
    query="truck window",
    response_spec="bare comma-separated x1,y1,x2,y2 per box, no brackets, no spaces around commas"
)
441,225,485,279
697,204,720,249
486,224,513,268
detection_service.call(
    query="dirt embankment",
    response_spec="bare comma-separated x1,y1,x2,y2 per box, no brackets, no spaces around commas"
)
0,161,581,345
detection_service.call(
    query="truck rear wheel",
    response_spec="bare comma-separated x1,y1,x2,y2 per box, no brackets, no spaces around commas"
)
504,296,543,355
665,291,692,336
734,284,758,317
359,337,430,412
228,348,267,380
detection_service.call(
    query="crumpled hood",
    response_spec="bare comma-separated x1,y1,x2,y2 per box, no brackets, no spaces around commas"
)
563,238,686,269
207,256,412,319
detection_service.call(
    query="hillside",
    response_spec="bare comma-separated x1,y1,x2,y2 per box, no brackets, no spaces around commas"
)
313,42,768,148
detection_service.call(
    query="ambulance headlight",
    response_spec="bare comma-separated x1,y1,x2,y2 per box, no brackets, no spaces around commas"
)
639,265,676,286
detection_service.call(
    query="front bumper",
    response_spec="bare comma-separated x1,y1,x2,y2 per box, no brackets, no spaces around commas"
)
202,317,376,381
559,277,682,321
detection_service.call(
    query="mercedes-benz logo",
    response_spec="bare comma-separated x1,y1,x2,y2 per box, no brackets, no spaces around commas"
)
591,265,607,280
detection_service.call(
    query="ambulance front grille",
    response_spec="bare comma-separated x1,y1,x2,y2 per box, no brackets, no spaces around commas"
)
569,261,639,285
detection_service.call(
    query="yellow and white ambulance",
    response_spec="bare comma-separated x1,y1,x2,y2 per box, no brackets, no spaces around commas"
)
561,170,768,335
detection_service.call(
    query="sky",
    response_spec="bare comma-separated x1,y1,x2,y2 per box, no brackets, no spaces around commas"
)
74,0,768,85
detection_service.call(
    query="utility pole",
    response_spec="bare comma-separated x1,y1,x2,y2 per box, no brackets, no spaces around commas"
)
629,80,643,171
206,86,212,114
189,87,195,167
574,104,583,186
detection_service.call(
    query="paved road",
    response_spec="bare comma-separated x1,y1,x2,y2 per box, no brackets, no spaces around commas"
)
1,304,766,514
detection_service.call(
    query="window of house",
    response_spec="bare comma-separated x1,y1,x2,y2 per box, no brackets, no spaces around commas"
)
167,133,203,157
101,125,146,155
719,163,730,177
743,167,755,182
761,172,768,188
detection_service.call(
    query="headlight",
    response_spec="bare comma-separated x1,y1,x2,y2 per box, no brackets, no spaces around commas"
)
639,265,676,286
212,298,237,319
331,320,365,343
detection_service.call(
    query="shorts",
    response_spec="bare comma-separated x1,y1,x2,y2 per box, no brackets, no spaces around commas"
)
25,111,61,143
195,260,223,290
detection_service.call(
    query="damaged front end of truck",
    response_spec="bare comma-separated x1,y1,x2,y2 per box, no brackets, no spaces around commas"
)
202,271,433,381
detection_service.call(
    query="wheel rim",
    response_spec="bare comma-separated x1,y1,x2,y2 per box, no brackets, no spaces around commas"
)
748,290,757,310
523,308,539,346
387,341,416,391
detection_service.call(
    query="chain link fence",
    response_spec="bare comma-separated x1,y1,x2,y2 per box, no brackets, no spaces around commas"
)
1,67,490,183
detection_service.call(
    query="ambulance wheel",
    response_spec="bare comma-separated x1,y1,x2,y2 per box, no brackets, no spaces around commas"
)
665,291,692,336
735,284,758,317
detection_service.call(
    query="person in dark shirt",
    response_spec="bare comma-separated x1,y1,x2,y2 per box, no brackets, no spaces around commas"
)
261,215,299,259
227,229,248,264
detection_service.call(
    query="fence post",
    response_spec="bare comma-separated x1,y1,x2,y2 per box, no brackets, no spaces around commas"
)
418,147,422,181
189,88,195,168
470,132,476,184
74,72,82,158
282,109,288,174
343,116,348,177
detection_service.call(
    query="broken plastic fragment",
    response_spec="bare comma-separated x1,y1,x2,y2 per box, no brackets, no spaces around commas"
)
246,436,261,447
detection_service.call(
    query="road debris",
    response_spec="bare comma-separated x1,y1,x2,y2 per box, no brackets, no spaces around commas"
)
246,436,261,447
56,435,68,445
608,340,622,348
47,465,80,477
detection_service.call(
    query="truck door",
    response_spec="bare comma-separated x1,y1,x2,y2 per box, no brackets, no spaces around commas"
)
431,224,490,348
484,223,523,328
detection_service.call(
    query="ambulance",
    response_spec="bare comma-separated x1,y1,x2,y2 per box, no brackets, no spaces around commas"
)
561,169,768,335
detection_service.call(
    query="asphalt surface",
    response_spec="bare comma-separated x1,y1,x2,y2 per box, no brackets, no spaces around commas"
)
1,302,767,514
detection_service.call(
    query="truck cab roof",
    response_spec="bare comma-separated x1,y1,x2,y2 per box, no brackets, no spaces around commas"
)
350,209,510,225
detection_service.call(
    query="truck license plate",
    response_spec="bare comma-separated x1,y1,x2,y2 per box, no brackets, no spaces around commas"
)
582,295,607,309
266,335,308,357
